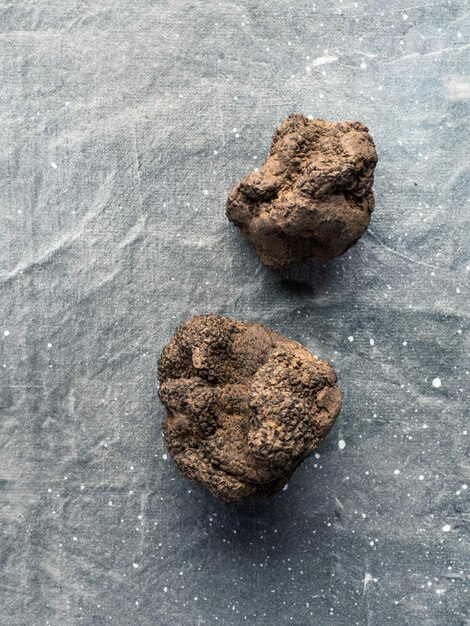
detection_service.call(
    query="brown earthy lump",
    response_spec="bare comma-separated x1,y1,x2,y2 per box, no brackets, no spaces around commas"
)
226,113,378,270
158,314,341,502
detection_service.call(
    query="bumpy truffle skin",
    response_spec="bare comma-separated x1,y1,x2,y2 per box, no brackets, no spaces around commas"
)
158,314,341,502
226,113,378,270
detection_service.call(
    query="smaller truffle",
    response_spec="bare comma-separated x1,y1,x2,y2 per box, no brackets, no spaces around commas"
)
226,113,378,270
158,314,341,502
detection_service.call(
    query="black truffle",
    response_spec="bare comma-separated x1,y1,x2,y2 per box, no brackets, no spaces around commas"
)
158,314,341,502
226,113,378,270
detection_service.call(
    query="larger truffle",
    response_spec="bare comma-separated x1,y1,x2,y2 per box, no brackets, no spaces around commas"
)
226,113,378,270
158,314,341,502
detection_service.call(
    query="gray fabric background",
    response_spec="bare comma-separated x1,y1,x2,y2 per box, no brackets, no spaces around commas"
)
0,1,469,625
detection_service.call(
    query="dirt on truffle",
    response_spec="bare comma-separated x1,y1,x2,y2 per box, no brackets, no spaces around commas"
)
158,314,341,502
226,113,378,270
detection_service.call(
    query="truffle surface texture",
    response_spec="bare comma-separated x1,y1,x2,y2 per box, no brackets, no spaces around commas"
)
226,113,378,269
158,314,341,502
